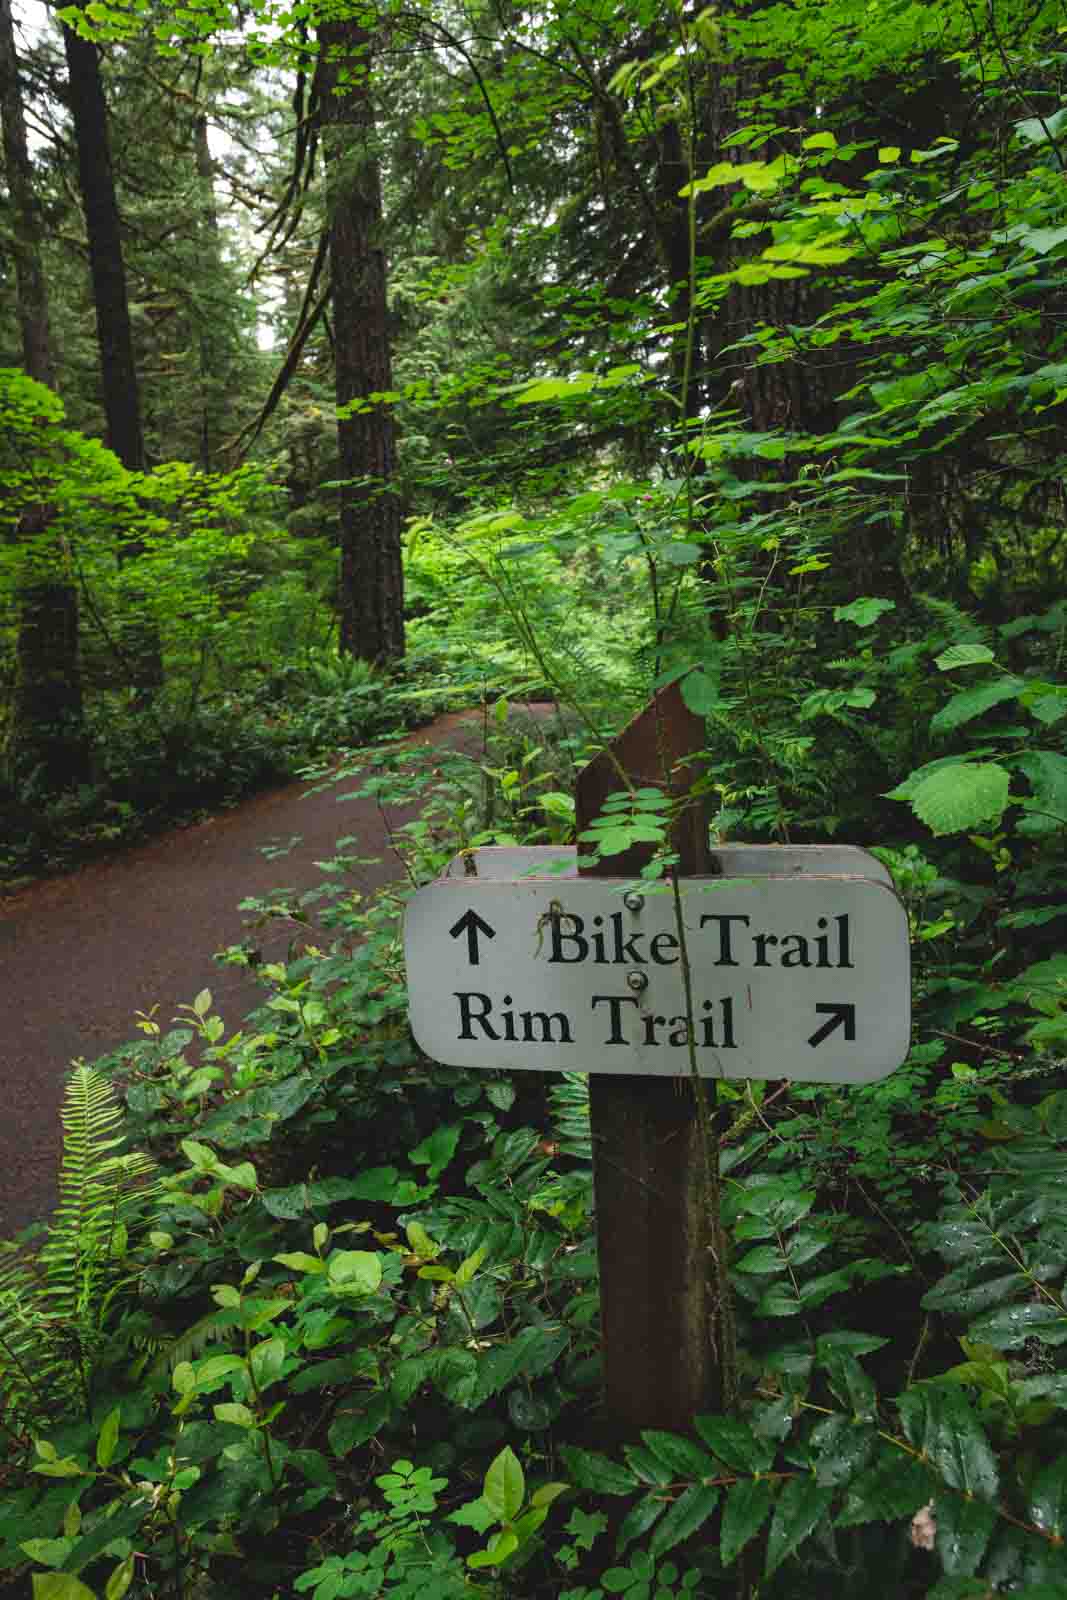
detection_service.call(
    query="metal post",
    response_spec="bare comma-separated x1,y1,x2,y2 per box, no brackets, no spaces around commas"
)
576,682,716,1435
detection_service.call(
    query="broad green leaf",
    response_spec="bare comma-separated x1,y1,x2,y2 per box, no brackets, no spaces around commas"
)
931,677,1023,733
1030,1456,1067,1540
326,1251,382,1294
833,597,895,627
484,1446,524,1523
468,1530,519,1568
695,1415,775,1473
897,1386,998,1499
328,1393,391,1456
641,1431,716,1478
559,1445,639,1495
32,1578,97,1600
909,763,1010,835
649,1483,719,1558
661,541,703,566
764,1478,834,1576
410,1123,461,1178
1016,751,1067,834
32,1459,85,1478
681,667,719,716
719,1477,775,1567
933,1491,996,1576
934,643,996,671
96,1406,120,1469
105,1556,135,1600
836,1450,933,1526
967,1302,1067,1348
213,1402,255,1427
733,1244,783,1274
20,1540,72,1568
250,1336,286,1388
615,1490,666,1550
811,1415,877,1485
273,1252,324,1274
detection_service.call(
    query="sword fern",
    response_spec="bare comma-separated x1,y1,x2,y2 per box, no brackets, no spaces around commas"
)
0,1062,156,1431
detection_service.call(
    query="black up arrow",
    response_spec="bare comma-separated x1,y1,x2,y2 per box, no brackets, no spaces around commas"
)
449,908,496,966
808,1003,856,1049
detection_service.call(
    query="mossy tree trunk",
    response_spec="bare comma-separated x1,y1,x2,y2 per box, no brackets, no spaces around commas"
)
317,16,405,664
0,0,89,789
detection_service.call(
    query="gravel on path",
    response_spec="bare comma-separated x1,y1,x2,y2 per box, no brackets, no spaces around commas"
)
0,708,510,1236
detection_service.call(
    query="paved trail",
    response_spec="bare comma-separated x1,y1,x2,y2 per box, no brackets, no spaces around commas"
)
0,708,513,1236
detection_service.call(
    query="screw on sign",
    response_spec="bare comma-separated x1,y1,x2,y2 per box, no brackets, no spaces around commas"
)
408,875,909,1082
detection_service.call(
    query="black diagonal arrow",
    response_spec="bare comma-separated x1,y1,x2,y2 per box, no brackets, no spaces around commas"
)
449,908,497,966
808,1003,856,1049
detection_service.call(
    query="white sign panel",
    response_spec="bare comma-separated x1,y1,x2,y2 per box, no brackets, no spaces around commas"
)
441,844,894,887
405,876,910,1084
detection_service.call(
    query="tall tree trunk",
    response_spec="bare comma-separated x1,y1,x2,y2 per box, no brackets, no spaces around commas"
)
0,0,89,789
194,111,227,470
317,18,404,664
62,4,163,696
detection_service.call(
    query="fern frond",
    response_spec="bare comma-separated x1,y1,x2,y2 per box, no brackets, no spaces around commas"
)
917,594,994,651
146,1309,239,1379
0,1064,158,1426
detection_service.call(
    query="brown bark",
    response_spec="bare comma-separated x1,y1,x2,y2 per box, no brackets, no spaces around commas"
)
62,4,162,696
0,0,89,789
317,17,404,664
61,6,144,471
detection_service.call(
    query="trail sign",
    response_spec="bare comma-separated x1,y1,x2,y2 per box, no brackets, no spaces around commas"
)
404,873,910,1084
441,843,894,887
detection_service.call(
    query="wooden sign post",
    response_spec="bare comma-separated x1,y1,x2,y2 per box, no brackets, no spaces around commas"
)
575,682,717,1433
403,686,911,1436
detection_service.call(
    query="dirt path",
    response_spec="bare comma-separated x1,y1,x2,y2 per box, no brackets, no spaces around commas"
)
0,707,513,1236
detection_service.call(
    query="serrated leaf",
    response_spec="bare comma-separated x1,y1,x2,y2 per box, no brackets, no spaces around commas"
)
834,597,896,627
967,1301,1067,1348
720,1477,775,1566
934,644,996,671
897,1386,998,1500
695,1415,774,1472
1016,751,1067,835
811,1415,877,1485
934,1490,997,1575
649,1483,719,1559
764,1477,833,1576
837,1449,933,1526
931,677,1023,733
559,1445,638,1495
909,762,1010,835
734,1245,783,1274
615,1490,666,1551
328,1393,391,1456
922,1268,1022,1317
1030,1455,1067,1540
410,1123,461,1178
641,1430,716,1478
484,1446,524,1523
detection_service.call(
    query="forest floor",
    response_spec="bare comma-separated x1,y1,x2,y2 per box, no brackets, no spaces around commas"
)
0,704,530,1237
